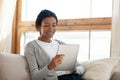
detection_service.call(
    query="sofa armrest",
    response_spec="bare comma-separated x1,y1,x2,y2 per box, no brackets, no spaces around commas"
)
0,53,31,80
110,72,120,80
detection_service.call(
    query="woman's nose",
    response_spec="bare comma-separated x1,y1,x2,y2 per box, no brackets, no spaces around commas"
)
49,26,55,30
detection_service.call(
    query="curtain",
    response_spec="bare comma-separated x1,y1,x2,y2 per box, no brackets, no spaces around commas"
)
0,0,16,52
111,0,120,57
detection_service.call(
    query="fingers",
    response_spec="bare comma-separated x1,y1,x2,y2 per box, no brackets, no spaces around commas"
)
48,54,64,70
55,54,65,65
52,55,64,65
54,54,64,62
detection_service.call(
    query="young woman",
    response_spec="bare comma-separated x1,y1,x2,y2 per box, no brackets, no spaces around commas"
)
24,9,85,80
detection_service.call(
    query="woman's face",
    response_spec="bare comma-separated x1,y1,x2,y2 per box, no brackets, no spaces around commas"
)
38,17,57,41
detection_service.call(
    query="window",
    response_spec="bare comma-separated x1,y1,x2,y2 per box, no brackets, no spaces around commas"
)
13,0,112,62
20,30,111,62
22,0,112,21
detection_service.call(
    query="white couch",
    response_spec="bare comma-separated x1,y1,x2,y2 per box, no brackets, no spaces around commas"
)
0,53,31,80
0,53,120,80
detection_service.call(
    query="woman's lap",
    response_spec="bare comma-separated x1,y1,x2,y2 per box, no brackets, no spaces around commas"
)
58,73,84,80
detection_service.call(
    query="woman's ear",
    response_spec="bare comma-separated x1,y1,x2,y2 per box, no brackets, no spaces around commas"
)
37,27,41,31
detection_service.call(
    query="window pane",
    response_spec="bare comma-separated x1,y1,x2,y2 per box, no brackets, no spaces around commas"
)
90,31,111,60
22,0,55,21
20,32,39,55
22,0,112,21
53,0,90,19
22,0,90,21
91,0,112,17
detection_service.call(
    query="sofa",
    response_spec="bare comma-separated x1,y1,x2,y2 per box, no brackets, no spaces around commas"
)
0,53,120,80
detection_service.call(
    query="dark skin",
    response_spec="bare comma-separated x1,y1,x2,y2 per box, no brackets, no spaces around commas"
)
37,17,64,70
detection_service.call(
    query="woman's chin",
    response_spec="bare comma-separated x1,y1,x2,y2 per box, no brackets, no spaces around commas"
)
47,35,53,39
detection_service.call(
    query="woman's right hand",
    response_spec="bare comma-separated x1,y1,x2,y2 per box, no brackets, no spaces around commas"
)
47,54,64,70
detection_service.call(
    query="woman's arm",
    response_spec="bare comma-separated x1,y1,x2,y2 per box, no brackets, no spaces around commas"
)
24,42,50,80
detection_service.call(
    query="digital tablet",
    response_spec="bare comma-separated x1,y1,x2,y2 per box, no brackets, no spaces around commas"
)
55,44,79,71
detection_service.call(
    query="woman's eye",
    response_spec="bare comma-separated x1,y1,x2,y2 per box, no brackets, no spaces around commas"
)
53,25,56,27
45,25,49,27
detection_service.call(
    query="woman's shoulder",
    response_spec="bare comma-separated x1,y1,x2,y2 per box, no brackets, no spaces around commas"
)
25,40,38,48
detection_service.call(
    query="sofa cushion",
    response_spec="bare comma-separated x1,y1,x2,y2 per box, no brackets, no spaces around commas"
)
0,53,31,80
81,61,113,80
81,57,120,80
97,57,120,72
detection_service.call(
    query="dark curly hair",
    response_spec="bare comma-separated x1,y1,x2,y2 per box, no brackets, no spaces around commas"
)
35,9,58,30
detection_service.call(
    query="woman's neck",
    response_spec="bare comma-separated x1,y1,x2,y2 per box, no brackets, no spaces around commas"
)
38,37,51,43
